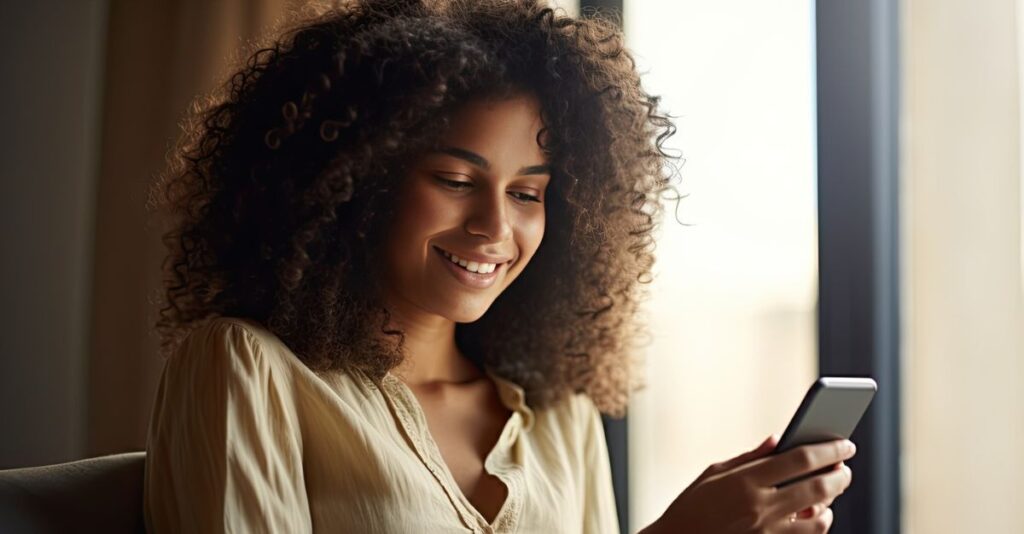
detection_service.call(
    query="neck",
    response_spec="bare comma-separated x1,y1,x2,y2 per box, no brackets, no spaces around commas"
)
382,291,483,387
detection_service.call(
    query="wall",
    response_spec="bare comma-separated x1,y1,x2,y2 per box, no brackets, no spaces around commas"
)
902,0,1024,531
0,1,108,468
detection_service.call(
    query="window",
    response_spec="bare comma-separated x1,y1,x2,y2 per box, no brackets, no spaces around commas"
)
623,1,819,531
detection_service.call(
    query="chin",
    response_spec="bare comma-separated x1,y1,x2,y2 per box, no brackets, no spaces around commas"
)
447,308,489,324
439,299,495,324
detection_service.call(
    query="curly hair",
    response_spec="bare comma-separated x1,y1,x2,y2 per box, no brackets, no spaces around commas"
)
149,0,680,417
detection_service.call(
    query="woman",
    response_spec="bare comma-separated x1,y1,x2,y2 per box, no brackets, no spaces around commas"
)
143,1,855,532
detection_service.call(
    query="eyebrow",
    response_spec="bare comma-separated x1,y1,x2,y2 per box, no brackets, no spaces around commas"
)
437,146,551,176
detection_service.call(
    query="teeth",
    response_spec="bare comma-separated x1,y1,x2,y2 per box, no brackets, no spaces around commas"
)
439,248,497,274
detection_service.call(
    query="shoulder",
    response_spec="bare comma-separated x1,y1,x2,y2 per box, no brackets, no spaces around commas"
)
562,390,603,424
182,316,274,350
569,391,605,437
153,317,317,428
168,316,302,381
532,389,604,443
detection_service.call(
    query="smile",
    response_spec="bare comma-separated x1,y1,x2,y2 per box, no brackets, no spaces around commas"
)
432,246,509,289
437,247,498,273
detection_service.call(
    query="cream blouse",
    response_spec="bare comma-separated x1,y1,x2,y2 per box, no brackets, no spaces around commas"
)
143,317,620,533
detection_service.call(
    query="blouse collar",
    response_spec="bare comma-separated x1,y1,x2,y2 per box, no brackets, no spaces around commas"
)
484,367,535,432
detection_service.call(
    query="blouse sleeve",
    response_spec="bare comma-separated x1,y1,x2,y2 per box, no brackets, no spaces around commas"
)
144,319,311,534
580,395,622,534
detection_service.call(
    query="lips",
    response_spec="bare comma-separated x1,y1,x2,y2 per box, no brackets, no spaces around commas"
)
432,245,513,267
433,246,505,289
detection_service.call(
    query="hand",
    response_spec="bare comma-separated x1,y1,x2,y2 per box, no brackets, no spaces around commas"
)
642,435,855,534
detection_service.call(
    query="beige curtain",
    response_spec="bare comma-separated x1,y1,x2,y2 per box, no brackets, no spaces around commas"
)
87,0,311,456
903,0,1024,531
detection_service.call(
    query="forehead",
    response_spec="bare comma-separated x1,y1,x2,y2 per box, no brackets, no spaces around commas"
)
437,94,547,159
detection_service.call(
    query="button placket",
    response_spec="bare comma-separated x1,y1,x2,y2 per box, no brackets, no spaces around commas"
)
383,370,530,532
482,430,526,533
379,375,481,531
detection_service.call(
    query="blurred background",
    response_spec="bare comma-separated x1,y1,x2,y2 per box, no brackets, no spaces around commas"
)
1,1,1020,533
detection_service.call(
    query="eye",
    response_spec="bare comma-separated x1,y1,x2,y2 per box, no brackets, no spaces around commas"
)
509,191,542,204
433,175,472,190
432,174,542,204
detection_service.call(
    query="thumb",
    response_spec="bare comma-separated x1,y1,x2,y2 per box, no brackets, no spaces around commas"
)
723,434,779,470
699,434,779,481
757,433,780,451
743,433,779,459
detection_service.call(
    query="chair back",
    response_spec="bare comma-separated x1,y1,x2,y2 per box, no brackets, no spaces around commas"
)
0,451,146,533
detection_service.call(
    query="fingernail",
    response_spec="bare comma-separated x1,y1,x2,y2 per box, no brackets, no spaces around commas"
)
844,440,856,454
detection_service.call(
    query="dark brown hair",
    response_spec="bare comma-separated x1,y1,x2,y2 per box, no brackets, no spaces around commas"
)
149,0,680,417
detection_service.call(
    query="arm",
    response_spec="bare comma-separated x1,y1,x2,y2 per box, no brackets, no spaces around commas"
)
144,320,311,533
580,395,621,534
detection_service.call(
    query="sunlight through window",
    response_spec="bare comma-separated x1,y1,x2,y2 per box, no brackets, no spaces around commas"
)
624,2,819,530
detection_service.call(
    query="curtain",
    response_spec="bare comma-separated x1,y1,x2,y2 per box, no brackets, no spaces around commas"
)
87,0,311,456
903,0,1024,531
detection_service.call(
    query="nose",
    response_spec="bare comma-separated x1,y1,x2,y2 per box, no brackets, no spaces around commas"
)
464,188,513,243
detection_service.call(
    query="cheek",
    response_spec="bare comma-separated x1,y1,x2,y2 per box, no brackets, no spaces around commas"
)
517,211,546,258
390,182,453,245
383,183,447,287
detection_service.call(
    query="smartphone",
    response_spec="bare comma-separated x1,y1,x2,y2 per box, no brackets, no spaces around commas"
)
773,376,877,487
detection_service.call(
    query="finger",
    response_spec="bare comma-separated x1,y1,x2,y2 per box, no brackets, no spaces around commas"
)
823,496,837,509
796,502,827,519
768,464,851,521
698,434,778,481
783,507,834,533
806,492,839,516
719,434,779,471
746,439,855,487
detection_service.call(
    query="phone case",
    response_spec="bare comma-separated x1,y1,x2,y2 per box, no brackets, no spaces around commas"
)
773,376,877,487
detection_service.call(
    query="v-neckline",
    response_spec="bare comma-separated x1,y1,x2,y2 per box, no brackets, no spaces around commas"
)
379,369,526,532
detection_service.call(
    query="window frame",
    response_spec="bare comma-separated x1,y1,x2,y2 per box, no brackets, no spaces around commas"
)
814,0,902,533
587,1,903,533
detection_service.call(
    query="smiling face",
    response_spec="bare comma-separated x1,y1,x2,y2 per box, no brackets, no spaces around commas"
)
379,93,550,323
